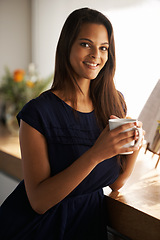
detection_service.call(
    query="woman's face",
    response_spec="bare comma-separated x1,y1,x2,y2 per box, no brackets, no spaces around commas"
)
70,23,109,83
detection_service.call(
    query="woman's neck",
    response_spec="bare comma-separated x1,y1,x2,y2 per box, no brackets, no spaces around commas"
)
52,80,94,113
76,93,94,113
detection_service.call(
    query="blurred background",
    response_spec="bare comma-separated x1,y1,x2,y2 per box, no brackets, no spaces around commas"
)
0,0,160,205
0,0,160,118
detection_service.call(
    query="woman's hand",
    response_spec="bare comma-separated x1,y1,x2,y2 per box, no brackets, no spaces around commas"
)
108,115,145,191
91,115,145,164
110,115,145,151
134,119,145,149
91,116,140,163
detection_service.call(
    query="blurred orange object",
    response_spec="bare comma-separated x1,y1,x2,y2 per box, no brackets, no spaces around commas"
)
26,80,34,88
13,69,25,82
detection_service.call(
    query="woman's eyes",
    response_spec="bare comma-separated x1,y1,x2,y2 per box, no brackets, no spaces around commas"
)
100,46,108,51
80,43,108,51
80,42,90,48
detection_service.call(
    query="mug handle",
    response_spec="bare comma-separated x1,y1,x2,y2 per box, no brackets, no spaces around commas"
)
134,127,143,148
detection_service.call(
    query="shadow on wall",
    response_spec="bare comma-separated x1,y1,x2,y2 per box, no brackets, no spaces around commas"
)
138,79,160,147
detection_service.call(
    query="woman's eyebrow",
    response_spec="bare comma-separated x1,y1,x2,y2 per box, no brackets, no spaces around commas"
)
79,38,109,45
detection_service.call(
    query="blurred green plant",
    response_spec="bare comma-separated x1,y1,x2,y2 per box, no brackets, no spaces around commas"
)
0,66,53,115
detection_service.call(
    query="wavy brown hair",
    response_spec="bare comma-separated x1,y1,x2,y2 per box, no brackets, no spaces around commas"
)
51,8,127,129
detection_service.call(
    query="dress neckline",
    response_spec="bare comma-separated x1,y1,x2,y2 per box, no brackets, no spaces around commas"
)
48,90,94,115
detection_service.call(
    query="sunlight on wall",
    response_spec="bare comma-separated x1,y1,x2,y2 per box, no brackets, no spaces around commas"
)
104,1,160,118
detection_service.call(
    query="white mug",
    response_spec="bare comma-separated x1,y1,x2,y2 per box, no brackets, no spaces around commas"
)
109,118,142,154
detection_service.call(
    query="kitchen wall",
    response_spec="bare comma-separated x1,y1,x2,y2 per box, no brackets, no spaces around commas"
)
0,0,31,77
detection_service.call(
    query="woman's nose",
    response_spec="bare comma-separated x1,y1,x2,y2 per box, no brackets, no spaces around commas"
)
90,48,100,59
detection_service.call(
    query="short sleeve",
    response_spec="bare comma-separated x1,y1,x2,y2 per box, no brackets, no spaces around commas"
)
16,99,46,136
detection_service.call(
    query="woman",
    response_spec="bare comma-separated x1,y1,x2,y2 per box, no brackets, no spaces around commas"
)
0,8,144,240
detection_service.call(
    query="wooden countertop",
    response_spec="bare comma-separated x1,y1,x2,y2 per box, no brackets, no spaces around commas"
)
0,125,21,158
104,148,160,220
0,125,22,180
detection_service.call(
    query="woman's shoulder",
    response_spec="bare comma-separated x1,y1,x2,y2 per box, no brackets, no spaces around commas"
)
19,90,59,113
16,90,62,135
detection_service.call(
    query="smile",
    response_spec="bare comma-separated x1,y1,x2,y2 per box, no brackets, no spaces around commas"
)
83,61,99,67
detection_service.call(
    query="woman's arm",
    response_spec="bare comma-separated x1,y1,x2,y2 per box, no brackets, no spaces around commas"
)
19,120,98,214
109,120,144,191
19,119,139,214
109,149,140,191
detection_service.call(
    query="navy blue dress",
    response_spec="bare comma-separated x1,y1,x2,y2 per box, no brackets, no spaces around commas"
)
0,91,120,240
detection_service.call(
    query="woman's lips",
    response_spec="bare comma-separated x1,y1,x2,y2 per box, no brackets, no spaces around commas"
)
83,61,99,69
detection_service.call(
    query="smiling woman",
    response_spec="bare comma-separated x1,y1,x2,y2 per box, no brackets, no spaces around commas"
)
0,7,144,240
51,8,126,125
70,23,109,83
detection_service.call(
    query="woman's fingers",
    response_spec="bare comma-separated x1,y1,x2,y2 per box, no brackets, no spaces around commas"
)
118,145,139,154
136,120,143,128
108,123,137,152
93,120,144,161
109,122,135,136
134,121,145,147
110,115,119,119
108,118,145,154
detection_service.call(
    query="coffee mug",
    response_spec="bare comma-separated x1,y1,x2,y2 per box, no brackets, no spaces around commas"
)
109,118,142,154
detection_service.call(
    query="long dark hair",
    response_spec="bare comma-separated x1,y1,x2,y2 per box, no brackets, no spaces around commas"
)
51,8,127,128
